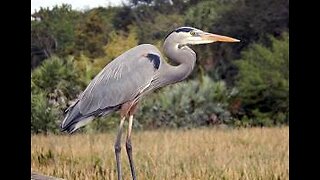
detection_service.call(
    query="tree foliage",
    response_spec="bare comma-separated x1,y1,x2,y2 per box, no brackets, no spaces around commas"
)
73,27,139,85
103,27,139,61
31,4,81,56
31,1,289,134
233,33,289,126
211,0,289,85
74,8,114,58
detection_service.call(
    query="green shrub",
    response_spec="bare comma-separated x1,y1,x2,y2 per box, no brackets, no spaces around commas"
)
134,76,235,129
31,91,60,134
32,56,84,99
31,56,84,134
234,33,289,126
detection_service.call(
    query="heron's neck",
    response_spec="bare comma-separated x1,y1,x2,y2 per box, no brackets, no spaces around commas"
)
162,40,196,84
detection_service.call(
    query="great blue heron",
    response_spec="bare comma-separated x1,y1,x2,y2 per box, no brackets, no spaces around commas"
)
60,26,239,180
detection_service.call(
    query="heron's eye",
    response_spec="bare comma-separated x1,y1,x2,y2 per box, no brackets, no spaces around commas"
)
190,31,196,36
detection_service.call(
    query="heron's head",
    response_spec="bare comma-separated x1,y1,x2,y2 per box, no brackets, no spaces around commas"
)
165,27,240,46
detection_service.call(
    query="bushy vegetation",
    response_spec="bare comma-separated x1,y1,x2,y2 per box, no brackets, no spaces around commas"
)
31,56,84,133
233,33,289,126
31,0,289,134
135,76,235,129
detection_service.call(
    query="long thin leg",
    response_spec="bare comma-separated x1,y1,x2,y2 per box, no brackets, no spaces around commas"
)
126,115,137,180
115,116,125,180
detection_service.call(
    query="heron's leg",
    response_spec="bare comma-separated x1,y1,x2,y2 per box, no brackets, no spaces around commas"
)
126,115,137,180
115,116,125,180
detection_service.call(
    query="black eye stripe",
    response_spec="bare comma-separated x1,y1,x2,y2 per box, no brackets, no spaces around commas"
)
175,27,194,33
164,27,196,39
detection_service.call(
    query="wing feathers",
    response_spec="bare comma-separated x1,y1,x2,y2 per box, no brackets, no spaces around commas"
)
78,44,161,115
61,44,162,133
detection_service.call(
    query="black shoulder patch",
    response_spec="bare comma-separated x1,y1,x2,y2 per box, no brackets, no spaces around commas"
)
146,53,160,70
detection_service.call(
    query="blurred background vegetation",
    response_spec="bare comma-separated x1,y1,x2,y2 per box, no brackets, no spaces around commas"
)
31,0,289,134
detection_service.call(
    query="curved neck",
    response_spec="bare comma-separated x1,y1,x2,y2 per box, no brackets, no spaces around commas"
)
162,38,196,84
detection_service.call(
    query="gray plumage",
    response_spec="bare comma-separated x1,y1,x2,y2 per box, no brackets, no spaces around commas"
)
60,26,239,180
61,44,161,132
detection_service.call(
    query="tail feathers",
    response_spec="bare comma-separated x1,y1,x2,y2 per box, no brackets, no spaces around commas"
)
60,102,93,134
60,101,119,134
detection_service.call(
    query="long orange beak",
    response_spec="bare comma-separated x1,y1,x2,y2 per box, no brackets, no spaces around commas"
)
201,33,240,43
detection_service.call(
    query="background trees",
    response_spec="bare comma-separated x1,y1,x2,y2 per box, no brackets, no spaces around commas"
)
233,33,289,126
31,0,289,134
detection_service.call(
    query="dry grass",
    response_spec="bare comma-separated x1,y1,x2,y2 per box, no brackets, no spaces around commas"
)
31,127,288,180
